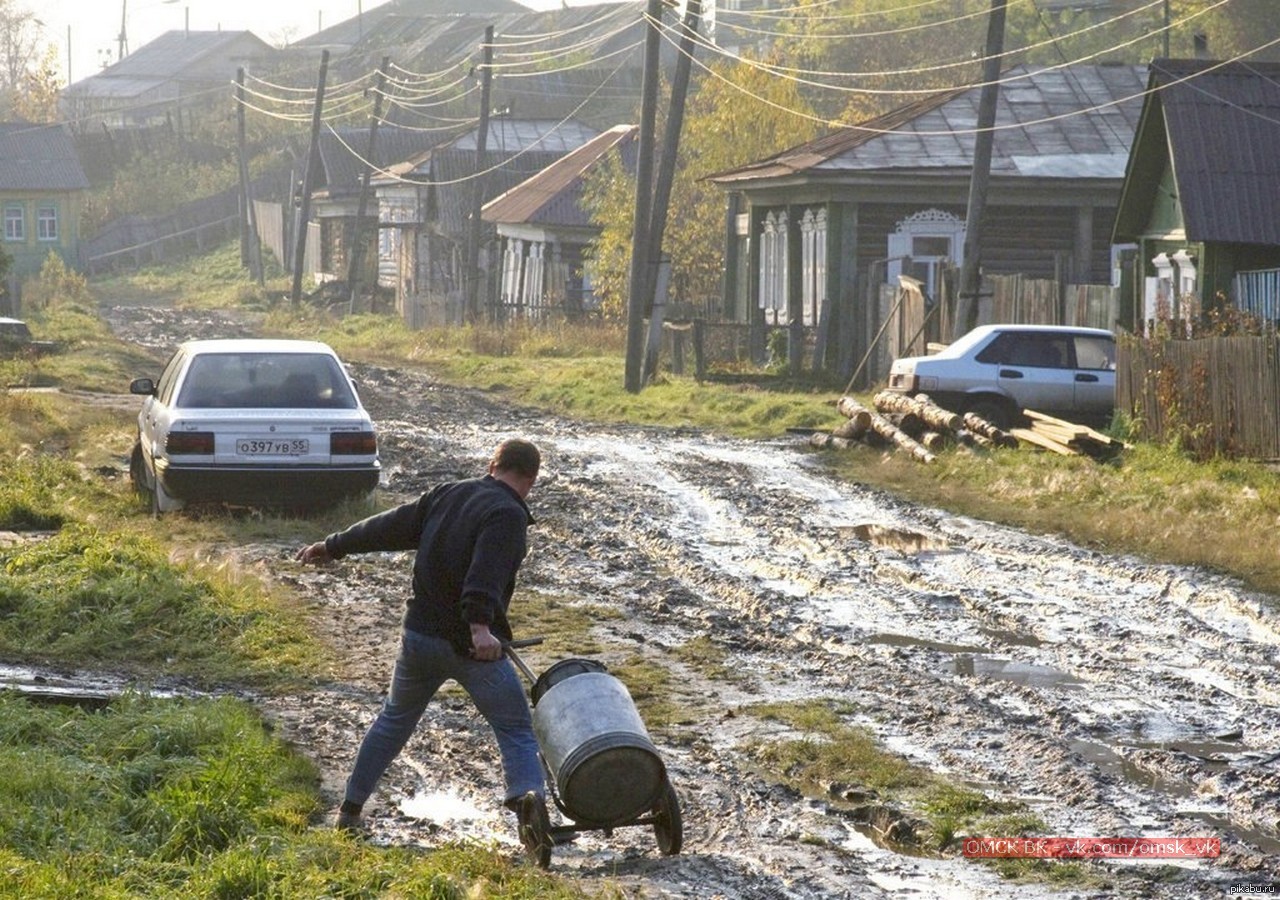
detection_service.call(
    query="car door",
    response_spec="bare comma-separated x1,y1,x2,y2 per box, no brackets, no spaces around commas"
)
1070,334,1116,419
992,332,1077,413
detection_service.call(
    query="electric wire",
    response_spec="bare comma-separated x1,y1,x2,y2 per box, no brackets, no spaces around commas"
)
668,0,1228,97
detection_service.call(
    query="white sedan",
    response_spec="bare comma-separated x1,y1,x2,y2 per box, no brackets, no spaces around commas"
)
129,339,381,514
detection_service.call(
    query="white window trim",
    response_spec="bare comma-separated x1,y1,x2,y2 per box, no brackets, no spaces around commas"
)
4,204,24,241
36,205,58,242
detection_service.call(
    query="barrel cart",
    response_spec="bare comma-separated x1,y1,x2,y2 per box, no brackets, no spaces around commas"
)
506,642,683,868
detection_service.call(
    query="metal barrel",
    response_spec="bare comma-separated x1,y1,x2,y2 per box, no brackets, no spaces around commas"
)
532,669,666,827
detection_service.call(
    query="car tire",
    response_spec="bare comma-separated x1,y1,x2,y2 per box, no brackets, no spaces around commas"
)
967,398,1013,432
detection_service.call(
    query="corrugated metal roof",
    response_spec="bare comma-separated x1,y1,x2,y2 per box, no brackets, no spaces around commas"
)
1147,58,1280,246
446,119,601,154
711,63,1146,185
299,0,529,48
0,124,90,191
482,124,637,227
430,147,579,235
318,125,442,196
64,30,274,97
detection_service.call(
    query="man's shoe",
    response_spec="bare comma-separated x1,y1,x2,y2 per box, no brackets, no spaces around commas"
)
515,791,553,868
335,801,364,834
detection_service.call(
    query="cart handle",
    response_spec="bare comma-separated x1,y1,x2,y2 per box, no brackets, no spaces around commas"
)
502,638,543,686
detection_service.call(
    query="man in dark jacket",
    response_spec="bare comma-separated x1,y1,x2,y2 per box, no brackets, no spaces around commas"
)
296,438,551,860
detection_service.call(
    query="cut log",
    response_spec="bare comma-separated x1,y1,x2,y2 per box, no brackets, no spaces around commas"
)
867,410,936,463
873,390,963,432
962,411,1018,449
833,416,869,441
836,396,874,437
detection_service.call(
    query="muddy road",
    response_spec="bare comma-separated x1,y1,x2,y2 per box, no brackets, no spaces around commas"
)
105,307,1280,898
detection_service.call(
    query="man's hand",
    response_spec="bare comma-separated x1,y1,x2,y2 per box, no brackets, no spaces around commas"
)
470,623,502,661
296,541,332,565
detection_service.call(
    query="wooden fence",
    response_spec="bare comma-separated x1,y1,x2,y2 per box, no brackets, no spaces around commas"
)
1116,334,1280,460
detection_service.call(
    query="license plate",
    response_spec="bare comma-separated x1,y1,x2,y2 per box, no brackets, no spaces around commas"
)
236,438,309,456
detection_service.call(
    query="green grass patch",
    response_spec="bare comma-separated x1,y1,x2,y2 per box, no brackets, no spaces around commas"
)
0,525,324,689
0,693,605,900
742,699,1041,855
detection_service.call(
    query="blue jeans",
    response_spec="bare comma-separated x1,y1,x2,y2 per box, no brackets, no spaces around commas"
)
344,629,545,808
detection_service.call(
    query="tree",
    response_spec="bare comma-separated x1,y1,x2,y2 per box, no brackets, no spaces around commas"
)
0,0,44,114
585,55,818,320
12,43,61,122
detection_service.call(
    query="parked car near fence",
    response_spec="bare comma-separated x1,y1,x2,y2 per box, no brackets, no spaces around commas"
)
129,339,381,514
886,324,1116,430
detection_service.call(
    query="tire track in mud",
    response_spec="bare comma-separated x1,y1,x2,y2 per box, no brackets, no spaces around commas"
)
104,308,1280,898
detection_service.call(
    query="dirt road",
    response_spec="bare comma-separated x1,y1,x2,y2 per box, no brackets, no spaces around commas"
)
107,307,1280,899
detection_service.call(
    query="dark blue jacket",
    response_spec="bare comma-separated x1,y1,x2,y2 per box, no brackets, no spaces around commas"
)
324,475,533,654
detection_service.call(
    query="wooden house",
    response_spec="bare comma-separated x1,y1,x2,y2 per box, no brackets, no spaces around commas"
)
708,63,1147,384
481,124,637,320
1112,58,1280,329
372,119,600,326
60,31,276,129
0,124,90,302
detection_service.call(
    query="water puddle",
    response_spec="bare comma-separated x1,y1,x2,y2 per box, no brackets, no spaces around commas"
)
867,632,987,655
399,789,488,824
952,654,1084,690
1069,736,1280,856
836,523,949,554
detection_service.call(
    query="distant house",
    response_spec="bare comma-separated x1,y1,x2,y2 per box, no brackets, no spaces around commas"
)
708,63,1147,383
372,118,600,326
308,125,443,289
482,124,637,319
0,123,90,302
60,30,276,128
1112,58,1280,329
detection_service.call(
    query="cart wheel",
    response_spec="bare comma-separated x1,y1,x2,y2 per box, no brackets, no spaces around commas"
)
652,779,683,856
518,793,553,869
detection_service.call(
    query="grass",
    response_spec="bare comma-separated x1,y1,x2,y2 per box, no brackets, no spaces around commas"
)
0,693,601,900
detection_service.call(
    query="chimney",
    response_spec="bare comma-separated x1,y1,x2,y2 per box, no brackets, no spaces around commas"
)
1194,33,1209,59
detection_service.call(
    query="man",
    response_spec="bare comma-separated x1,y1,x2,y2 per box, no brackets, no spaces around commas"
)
296,437,552,863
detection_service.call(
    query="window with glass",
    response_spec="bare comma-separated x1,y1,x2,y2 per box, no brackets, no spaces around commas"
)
4,205,24,241
36,205,57,241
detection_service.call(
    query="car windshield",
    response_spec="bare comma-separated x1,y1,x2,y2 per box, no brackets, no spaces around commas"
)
177,352,358,409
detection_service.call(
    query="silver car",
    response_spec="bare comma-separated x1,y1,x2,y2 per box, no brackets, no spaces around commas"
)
886,324,1116,430
129,339,381,514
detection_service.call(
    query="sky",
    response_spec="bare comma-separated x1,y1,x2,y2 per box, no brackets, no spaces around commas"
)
33,0,558,87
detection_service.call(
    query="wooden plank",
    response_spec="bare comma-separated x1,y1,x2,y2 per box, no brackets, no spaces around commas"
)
1010,427,1078,456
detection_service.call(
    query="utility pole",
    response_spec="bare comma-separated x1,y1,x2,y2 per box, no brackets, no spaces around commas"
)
291,49,329,306
954,0,1006,338
117,0,128,62
235,68,263,285
641,0,701,384
465,26,494,324
348,56,389,314
624,0,663,393
1163,0,1170,58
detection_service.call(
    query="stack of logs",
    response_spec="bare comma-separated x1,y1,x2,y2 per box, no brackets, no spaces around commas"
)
810,391,1019,464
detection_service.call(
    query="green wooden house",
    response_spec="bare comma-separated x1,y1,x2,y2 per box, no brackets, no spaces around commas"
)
1113,58,1280,329
0,123,90,299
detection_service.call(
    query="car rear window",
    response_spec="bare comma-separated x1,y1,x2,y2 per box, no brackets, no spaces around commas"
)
177,353,358,409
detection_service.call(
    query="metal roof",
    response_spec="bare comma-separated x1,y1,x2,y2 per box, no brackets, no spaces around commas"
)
482,124,637,227
318,125,442,197
711,63,1147,186
1143,58,1280,246
64,30,275,97
0,124,90,191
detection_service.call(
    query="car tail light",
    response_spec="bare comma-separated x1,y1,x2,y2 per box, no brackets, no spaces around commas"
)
331,431,377,455
890,373,918,392
166,432,214,454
